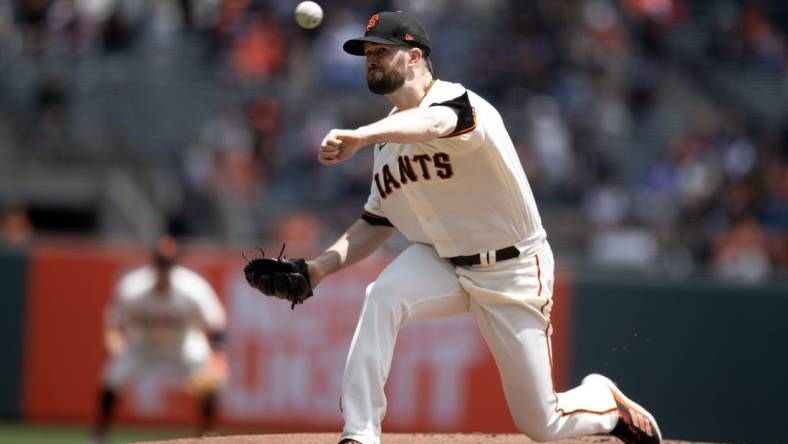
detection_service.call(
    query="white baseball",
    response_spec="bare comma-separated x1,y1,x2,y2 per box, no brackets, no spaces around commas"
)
295,1,323,29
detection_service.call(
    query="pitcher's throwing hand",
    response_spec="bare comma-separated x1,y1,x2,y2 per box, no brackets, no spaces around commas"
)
319,129,367,165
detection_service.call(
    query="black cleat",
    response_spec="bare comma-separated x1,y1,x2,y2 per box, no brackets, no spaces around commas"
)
583,374,662,444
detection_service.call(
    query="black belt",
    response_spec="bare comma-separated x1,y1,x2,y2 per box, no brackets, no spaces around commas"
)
449,245,521,266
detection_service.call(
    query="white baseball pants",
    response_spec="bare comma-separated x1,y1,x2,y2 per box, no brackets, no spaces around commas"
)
340,242,618,444
103,338,210,389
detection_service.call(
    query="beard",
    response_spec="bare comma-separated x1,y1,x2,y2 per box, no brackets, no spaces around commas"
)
366,67,406,95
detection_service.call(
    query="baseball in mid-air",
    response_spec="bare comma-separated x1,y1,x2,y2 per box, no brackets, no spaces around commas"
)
295,1,323,29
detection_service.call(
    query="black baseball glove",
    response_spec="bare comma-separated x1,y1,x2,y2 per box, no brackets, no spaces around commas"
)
243,246,313,309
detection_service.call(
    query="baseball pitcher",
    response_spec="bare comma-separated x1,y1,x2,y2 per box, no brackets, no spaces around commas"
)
244,10,661,444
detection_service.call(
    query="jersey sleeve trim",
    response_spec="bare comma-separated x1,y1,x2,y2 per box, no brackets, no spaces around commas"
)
361,210,394,227
431,91,477,138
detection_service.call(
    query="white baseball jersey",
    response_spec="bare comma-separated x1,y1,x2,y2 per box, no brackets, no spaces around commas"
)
362,79,546,258
108,265,226,360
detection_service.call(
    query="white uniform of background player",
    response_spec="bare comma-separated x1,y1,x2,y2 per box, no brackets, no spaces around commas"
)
310,11,662,444
88,235,227,444
103,263,225,387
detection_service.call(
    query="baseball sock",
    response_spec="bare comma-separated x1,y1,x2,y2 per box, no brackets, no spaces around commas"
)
197,391,217,436
94,387,117,436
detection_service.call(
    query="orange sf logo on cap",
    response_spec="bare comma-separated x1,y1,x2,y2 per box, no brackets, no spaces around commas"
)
404,33,414,41
366,14,379,31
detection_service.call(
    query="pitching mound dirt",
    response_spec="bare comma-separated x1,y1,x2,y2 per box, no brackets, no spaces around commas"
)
134,433,694,444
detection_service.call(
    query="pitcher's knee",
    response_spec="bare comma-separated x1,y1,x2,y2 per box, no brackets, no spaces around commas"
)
518,426,553,443
522,429,552,443
514,414,555,442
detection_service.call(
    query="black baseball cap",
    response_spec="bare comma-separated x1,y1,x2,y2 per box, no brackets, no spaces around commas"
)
343,11,431,56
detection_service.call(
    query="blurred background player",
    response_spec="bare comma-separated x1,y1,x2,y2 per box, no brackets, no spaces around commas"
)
87,235,227,444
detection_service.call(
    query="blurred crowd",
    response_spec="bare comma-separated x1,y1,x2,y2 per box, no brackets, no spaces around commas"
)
0,0,786,281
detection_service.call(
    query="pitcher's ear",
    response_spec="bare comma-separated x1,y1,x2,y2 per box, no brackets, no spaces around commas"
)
409,47,424,65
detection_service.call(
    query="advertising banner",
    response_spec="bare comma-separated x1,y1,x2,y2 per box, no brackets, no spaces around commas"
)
22,242,572,433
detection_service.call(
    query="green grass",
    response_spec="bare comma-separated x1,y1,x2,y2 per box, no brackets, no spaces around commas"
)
0,422,191,444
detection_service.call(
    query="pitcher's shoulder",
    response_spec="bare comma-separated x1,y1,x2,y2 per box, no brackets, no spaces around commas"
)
427,79,467,102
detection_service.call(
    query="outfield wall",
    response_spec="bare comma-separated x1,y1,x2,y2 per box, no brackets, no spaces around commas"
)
569,273,788,443
0,246,27,418
11,240,573,434
2,241,786,442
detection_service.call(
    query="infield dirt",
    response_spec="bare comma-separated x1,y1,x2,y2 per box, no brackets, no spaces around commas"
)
135,433,697,444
